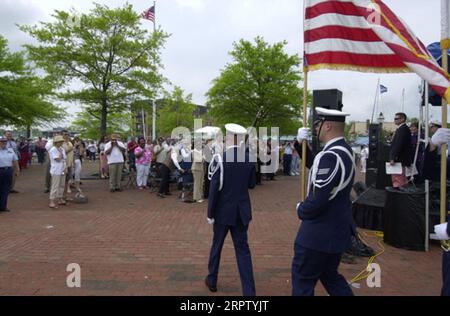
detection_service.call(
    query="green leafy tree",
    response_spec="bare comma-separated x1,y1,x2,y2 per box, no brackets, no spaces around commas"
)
69,110,132,141
206,37,306,135
0,35,64,130
20,3,169,137
157,87,196,136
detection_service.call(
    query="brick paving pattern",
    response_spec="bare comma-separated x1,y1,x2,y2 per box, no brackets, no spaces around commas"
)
0,161,442,295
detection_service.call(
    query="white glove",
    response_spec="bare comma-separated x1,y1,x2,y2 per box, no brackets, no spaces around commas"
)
431,128,450,146
297,127,310,142
432,223,449,240
207,218,215,225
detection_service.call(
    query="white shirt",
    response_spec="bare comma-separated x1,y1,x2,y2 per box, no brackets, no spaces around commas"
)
49,146,66,175
104,141,126,164
45,139,53,152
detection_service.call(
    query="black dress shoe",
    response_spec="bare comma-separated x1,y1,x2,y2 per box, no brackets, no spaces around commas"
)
0,209,10,212
10,190,19,193
205,277,217,292
157,193,166,198
164,192,172,196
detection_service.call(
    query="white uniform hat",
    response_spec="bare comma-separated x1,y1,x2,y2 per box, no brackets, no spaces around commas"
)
225,123,247,135
315,107,350,123
429,120,442,127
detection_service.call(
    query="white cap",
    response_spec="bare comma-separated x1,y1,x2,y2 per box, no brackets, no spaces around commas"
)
430,120,442,127
225,123,247,135
315,107,350,122
194,126,221,134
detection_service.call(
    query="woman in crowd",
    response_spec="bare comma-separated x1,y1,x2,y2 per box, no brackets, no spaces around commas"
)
73,137,86,194
98,136,109,179
134,137,153,190
19,138,29,170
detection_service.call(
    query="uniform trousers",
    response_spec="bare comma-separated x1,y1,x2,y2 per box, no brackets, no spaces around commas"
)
207,219,256,296
442,250,450,296
292,246,354,296
0,168,13,211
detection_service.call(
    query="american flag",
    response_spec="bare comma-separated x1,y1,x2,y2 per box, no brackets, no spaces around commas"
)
304,0,450,103
141,5,155,23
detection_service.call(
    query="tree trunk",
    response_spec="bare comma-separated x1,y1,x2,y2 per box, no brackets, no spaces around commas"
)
100,98,108,137
26,125,31,139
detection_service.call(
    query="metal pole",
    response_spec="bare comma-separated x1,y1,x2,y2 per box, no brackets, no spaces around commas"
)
152,100,156,141
152,0,157,141
424,81,430,252
440,50,448,226
371,79,380,123
301,67,308,201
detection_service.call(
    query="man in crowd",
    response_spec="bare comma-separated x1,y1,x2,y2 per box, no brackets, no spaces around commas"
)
104,134,126,192
4,131,19,193
0,136,19,212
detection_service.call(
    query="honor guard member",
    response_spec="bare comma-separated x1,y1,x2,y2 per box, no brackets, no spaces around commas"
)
205,123,257,296
0,136,19,212
292,107,355,296
423,126,450,296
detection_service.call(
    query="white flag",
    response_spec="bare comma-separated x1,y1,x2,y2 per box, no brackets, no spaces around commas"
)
442,0,450,49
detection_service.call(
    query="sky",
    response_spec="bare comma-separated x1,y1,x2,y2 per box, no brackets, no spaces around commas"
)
0,0,448,127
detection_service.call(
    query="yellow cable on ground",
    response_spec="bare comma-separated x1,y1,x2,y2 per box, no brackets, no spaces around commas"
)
350,231,385,284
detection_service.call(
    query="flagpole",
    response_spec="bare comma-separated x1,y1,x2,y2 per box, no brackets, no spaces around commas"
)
440,48,448,227
402,88,405,112
301,66,308,201
371,79,380,123
424,80,430,252
152,0,157,141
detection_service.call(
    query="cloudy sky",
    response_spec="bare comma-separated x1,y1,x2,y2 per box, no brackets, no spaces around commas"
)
1,0,448,126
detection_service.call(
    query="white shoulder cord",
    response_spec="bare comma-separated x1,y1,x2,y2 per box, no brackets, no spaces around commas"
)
208,153,224,191
308,146,355,201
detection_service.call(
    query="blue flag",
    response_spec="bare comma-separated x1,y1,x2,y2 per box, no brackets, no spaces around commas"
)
380,84,388,94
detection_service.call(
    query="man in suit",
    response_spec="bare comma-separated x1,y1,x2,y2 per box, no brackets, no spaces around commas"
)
389,112,412,188
292,107,355,296
205,123,256,296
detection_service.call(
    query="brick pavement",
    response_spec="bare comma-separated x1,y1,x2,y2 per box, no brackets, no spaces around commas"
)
0,161,443,295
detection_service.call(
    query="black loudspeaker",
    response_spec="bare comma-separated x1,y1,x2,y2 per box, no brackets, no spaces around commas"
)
311,89,343,152
368,124,381,169
365,168,378,187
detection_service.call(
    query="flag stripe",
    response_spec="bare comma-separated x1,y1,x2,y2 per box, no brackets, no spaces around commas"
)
305,26,380,43
306,38,393,55
305,1,366,20
305,13,414,52
305,51,407,70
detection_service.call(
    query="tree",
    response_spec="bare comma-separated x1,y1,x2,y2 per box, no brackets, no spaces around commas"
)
206,37,305,135
20,3,169,136
157,87,196,136
69,110,132,141
0,35,64,130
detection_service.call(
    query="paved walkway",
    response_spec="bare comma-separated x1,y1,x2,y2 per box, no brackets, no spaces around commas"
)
0,161,443,295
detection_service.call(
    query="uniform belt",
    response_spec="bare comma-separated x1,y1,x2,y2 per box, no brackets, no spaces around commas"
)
0,167,12,170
